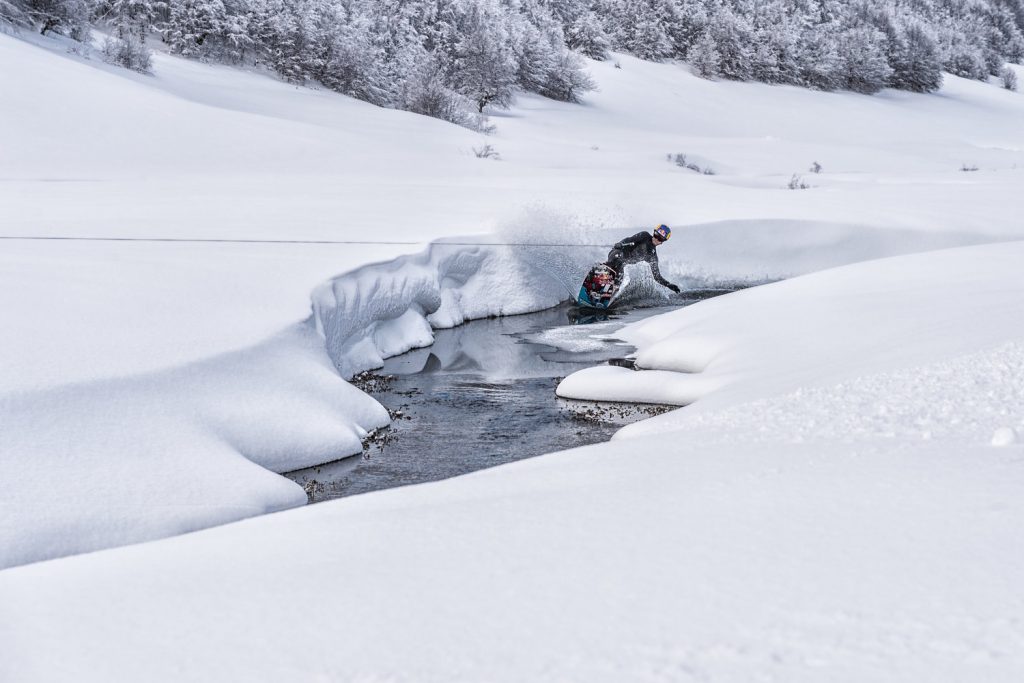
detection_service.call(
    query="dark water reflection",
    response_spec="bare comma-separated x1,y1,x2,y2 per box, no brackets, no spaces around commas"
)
286,294,730,502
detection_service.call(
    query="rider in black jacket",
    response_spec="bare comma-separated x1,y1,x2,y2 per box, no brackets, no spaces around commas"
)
604,224,680,293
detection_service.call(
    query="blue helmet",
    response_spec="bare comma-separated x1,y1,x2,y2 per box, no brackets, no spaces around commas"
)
654,224,671,241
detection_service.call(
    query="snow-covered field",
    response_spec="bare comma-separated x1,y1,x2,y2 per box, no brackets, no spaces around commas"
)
3,28,1024,680
3,242,1024,681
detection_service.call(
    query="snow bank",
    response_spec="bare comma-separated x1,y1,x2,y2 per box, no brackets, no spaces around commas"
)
0,323,388,569
559,241,1024,419
3,245,1024,681
4,25,1024,583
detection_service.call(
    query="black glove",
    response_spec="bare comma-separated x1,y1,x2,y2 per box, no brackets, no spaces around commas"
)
667,283,681,294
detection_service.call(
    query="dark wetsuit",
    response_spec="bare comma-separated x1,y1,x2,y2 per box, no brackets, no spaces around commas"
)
605,231,676,291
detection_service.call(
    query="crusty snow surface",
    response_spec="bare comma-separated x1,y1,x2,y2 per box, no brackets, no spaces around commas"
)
2,29,1024,681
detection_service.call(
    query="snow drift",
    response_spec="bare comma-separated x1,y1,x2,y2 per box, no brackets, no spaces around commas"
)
0,324,389,570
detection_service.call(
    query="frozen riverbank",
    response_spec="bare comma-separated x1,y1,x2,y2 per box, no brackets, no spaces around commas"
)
2,28,1024,663
3,241,1024,682
289,301,695,502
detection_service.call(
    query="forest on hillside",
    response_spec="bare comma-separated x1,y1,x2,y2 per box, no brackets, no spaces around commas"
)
4,0,1023,126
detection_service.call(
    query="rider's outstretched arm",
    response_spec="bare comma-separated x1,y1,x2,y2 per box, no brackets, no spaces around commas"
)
649,254,681,293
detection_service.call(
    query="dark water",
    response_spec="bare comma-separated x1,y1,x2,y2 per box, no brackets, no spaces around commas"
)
286,293,731,502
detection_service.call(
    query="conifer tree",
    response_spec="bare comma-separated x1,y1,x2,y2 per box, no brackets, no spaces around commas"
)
167,0,226,57
564,11,609,59
838,26,892,93
889,20,942,92
688,29,719,77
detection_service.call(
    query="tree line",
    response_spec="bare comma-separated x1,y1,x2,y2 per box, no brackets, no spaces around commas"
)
4,0,1023,127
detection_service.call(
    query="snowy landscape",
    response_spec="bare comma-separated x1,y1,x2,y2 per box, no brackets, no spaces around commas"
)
3,0,1024,679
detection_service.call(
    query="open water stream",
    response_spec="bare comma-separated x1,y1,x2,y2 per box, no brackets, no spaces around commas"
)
286,291,734,502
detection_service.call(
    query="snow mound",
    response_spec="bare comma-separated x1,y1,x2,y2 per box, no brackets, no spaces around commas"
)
629,339,1024,449
0,323,389,570
558,241,1024,422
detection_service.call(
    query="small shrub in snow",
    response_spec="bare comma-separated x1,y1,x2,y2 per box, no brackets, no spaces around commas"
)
670,152,714,175
1001,67,1018,91
102,35,152,73
960,163,979,172
810,161,823,174
788,173,810,189
473,143,500,160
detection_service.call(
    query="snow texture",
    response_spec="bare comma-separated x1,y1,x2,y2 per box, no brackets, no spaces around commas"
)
558,241,1024,420
3,245,1024,682
3,28,1024,670
0,323,389,569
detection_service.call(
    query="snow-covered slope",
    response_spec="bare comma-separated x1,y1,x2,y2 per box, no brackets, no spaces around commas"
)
3,36,1023,390
3,241,1023,682
2,30,1024,572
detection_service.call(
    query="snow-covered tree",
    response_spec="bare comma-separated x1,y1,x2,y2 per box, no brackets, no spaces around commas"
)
1002,64,1019,88
21,0,1024,121
448,0,517,112
888,20,942,92
749,0,801,84
613,0,673,60
797,22,842,90
166,0,226,57
394,43,472,124
837,26,892,93
941,29,990,79
11,0,91,38
102,32,152,70
322,10,388,103
217,4,251,61
540,48,595,100
687,29,719,77
564,11,609,59
706,5,754,80
98,0,158,70
106,0,160,42
510,17,558,92
0,0,30,28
